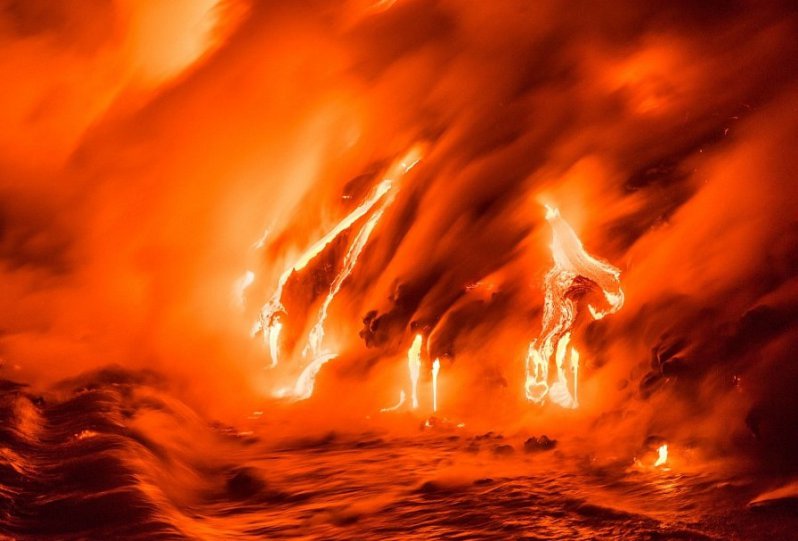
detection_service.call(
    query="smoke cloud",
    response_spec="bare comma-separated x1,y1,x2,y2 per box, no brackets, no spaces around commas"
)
2,0,797,468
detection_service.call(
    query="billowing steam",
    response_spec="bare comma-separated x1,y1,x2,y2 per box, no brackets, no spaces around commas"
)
1,0,798,473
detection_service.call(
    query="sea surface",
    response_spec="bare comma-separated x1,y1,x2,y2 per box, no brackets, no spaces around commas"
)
1,369,796,540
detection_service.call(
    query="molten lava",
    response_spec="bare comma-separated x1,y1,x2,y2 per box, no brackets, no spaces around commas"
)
252,147,421,399
432,358,440,413
525,206,623,408
4,1,798,538
408,334,423,410
252,178,393,367
655,444,669,468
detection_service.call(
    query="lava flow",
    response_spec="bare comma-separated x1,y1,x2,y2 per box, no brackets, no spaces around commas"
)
525,206,623,408
432,357,440,413
3,1,798,540
255,147,420,399
252,177,392,367
407,333,423,410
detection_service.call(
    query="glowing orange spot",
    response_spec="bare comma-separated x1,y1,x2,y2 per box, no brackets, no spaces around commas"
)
654,444,668,468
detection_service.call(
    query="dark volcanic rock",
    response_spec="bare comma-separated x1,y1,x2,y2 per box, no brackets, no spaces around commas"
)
524,435,557,453
493,444,515,456
226,467,267,499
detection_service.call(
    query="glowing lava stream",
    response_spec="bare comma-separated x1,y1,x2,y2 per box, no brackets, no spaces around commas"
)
380,390,406,412
289,153,421,400
287,353,338,401
253,179,393,366
408,334,423,409
252,147,421,372
382,339,440,414
431,358,440,413
304,194,396,359
525,206,624,408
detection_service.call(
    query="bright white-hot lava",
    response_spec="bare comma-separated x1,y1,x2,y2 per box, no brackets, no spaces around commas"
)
408,334,423,410
655,444,669,468
252,147,422,399
383,347,439,414
525,206,624,408
289,151,421,399
252,178,393,367
432,358,440,413
304,151,420,360
289,352,338,401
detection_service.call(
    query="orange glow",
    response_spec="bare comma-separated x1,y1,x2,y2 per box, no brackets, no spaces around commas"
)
123,0,226,83
654,444,669,468
233,270,255,308
3,2,798,538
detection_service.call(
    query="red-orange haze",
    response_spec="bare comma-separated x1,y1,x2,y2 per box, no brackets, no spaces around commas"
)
2,0,798,476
